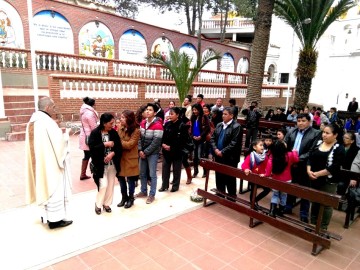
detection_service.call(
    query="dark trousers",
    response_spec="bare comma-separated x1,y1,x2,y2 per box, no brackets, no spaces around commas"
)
161,155,182,191
214,157,237,197
286,164,310,218
245,127,258,148
118,175,138,196
311,182,337,230
83,150,91,160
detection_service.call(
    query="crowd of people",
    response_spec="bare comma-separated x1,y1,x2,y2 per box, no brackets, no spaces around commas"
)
25,95,360,231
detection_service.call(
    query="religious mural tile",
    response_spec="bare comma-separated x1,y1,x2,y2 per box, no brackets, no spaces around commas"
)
0,0,24,49
119,29,147,62
33,10,74,54
79,21,114,59
179,42,197,67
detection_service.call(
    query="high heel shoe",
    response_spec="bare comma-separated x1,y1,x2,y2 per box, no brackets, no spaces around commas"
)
103,205,112,213
158,187,168,192
95,203,101,215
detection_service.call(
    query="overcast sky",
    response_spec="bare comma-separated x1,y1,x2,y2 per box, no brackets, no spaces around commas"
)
135,3,212,34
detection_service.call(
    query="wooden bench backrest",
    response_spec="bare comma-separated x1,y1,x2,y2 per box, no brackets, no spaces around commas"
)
200,159,340,208
237,118,296,129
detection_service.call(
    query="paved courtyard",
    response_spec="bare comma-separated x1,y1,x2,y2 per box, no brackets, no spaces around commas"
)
0,135,359,270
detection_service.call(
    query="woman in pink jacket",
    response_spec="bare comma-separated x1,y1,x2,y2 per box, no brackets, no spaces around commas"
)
79,97,98,180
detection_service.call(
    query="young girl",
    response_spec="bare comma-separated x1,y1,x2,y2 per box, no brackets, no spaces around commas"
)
269,140,299,217
263,134,274,158
241,139,272,208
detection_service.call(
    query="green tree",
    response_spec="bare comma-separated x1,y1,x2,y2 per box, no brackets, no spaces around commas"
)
243,0,275,109
275,0,355,109
94,0,140,18
233,0,257,19
137,0,200,35
146,49,221,103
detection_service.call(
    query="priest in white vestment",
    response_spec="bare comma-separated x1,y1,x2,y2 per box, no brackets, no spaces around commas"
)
25,97,73,229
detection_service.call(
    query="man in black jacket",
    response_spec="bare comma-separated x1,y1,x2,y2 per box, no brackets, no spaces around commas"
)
242,101,262,148
347,97,358,112
210,107,243,199
284,113,321,222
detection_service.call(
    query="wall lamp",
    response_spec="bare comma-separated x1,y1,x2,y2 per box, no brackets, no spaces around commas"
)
50,10,55,18
95,20,100,28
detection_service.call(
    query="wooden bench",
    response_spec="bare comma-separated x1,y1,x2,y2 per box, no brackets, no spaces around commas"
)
198,159,342,255
236,118,296,194
341,169,360,228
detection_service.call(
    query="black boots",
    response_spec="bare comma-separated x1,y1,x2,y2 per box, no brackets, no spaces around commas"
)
125,195,134,209
192,166,199,178
269,203,277,217
117,193,128,207
278,205,285,217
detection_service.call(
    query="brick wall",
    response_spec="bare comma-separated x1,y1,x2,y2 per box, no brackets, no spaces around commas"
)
10,0,250,66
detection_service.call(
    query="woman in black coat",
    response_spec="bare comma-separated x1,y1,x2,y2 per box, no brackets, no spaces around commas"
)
190,103,210,178
159,107,189,192
88,113,122,215
337,131,359,196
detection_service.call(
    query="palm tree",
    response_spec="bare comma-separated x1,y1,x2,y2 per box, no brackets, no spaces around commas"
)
146,49,221,103
275,0,355,109
243,0,275,109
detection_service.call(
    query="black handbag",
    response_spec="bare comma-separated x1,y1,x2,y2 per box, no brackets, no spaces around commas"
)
347,187,360,205
90,162,97,175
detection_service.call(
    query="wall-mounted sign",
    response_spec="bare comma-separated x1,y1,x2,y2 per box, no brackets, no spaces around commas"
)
119,29,147,62
220,52,235,72
151,37,174,61
33,10,73,54
179,42,197,67
0,1,24,48
79,21,114,59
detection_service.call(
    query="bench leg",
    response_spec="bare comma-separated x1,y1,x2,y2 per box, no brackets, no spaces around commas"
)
344,205,352,229
312,243,324,256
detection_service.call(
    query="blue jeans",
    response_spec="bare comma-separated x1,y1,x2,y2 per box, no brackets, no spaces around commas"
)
118,176,138,196
193,141,203,172
271,190,287,206
139,153,159,197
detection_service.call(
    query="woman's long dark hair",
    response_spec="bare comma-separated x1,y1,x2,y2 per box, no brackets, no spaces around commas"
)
122,110,138,135
190,103,204,122
135,104,147,125
272,140,288,174
99,113,114,130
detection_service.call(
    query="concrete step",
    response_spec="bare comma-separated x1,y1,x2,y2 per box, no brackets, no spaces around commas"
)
5,108,35,116
7,115,32,124
4,101,36,110
10,123,27,132
3,96,38,102
6,131,25,141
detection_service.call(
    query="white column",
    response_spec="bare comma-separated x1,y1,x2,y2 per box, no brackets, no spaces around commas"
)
0,70,5,118
232,33,236,41
27,0,39,111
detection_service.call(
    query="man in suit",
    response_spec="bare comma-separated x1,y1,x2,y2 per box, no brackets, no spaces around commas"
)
347,97,358,113
284,113,321,223
210,107,243,199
